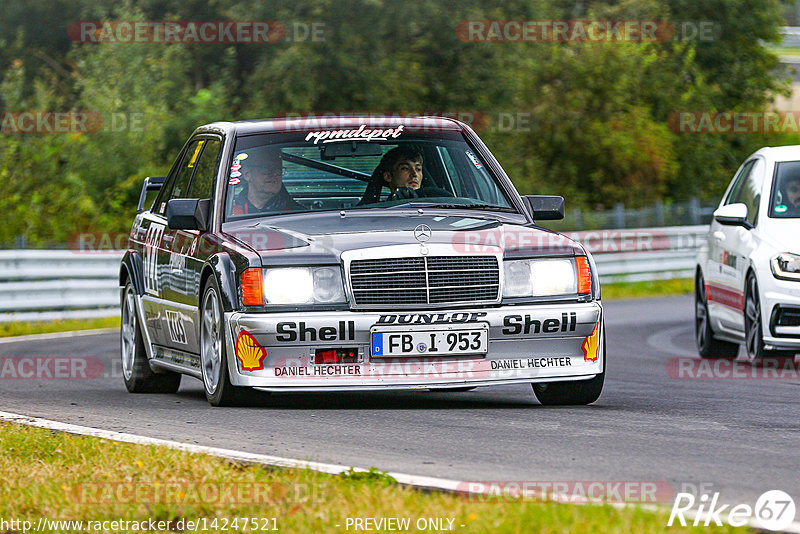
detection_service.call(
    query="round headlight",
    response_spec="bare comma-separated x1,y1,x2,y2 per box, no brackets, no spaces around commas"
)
313,267,345,303
503,260,532,297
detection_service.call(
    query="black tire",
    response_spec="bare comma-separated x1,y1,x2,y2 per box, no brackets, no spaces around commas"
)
120,282,181,393
532,337,605,406
695,271,739,359
744,273,795,366
200,277,253,406
532,371,604,406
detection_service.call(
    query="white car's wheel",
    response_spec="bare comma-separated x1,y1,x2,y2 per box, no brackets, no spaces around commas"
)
695,271,739,359
744,274,794,365
120,282,181,393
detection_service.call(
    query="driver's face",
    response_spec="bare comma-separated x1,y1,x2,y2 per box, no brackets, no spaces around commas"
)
787,179,800,207
384,157,423,191
244,156,283,198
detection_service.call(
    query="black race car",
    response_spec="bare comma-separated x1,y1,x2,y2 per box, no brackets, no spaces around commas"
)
120,116,605,406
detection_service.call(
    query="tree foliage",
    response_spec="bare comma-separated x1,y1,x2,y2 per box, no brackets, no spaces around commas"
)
0,0,793,245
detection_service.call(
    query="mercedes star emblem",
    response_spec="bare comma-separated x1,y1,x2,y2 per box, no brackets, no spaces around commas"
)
414,224,432,243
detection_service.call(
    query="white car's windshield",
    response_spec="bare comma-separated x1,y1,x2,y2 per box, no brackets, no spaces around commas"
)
224,128,514,219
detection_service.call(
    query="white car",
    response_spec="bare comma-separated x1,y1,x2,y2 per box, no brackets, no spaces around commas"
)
696,146,800,363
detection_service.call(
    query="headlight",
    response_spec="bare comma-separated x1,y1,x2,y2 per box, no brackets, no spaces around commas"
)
771,253,800,281
312,267,346,303
503,259,578,297
264,267,345,304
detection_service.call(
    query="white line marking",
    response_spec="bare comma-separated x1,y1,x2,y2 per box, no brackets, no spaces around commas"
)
1,410,799,533
0,410,461,491
646,324,698,357
0,328,118,345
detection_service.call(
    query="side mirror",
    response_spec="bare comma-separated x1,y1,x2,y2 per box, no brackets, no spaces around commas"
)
166,198,210,231
522,195,565,221
137,176,166,212
713,203,751,228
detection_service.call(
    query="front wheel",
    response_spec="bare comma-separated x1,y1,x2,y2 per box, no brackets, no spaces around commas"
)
200,278,252,406
695,271,739,359
120,282,181,393
744,274,795,366
532,371,604,406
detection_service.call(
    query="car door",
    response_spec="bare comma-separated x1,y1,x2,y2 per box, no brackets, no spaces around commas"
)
709,157,765,333
158,137,222,354
139,139,202,350
179,137,222,354
726,156,766,330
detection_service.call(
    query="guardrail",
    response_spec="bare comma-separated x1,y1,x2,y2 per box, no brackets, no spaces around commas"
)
0,225,709,322
565,225,707,283
0,250,123,323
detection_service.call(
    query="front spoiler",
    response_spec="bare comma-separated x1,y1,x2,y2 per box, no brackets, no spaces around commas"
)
224,301,604,389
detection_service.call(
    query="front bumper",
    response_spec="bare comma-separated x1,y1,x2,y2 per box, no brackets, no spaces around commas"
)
761,274,800,350
224,301,604,391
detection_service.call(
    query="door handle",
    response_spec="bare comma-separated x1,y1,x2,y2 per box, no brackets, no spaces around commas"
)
713,231,725,242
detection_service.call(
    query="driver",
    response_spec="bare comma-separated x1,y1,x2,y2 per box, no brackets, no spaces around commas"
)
378,146,452,200
783,175,800,209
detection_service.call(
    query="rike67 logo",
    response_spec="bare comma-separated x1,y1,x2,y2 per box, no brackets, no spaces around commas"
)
669,490,796,531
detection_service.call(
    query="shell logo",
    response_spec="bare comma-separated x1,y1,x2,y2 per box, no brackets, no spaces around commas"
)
236,330,267,371
582,321,600,362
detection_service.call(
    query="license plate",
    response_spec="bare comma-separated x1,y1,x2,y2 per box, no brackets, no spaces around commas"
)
370,325,489,357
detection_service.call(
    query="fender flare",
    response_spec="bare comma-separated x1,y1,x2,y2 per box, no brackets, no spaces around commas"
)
120,251,145,295
202,253,240,312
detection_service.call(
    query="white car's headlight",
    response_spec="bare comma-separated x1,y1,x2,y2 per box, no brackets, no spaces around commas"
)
503,258,578,297
771,253,800,281
264,267,345,304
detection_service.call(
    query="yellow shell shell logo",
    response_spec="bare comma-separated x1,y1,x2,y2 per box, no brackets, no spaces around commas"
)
236,331,266,371
582,322,599,362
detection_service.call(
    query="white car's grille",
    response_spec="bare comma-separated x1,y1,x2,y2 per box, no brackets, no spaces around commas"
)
349,256,500,306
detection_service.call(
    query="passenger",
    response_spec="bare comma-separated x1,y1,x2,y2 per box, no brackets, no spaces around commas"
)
231,149,304,215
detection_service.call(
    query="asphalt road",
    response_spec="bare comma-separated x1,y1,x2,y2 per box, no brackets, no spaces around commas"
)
1,296,799,510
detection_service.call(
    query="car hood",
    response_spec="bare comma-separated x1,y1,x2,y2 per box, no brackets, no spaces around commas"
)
221,210,583,264
760,218,800,254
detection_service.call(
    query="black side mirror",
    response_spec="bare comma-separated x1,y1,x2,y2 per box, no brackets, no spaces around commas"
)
522,195,565,221
166,198,210,231
137,176,166,212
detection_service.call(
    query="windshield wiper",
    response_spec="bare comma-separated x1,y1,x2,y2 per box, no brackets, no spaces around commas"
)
386,202,514,212
423,203,516,212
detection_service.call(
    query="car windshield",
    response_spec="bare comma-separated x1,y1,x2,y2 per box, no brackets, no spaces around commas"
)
770,160,800,218
224,127,515,220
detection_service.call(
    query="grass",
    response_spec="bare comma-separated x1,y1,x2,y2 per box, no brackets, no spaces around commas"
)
602,278,693,300
0,316,119,338
0,422,742,533
770,46,800,57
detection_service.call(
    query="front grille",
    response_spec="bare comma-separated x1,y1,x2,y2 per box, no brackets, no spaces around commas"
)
349,256,499,307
